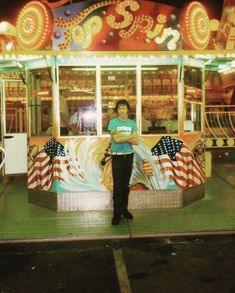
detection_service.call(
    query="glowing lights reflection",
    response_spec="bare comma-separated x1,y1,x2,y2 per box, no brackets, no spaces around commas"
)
5,41,14,51
83,109,96,122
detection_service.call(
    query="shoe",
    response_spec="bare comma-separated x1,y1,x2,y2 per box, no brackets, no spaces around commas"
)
112,215,121,225
122,210,133,220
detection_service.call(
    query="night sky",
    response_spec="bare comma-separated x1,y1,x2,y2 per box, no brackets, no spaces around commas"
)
0,0,224,24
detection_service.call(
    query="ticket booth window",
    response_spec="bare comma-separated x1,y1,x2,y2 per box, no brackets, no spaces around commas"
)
141,65,178,134
101,67,136,135
28,68,53,136
184,66,203,132
58,66,96,136
2,80,27,134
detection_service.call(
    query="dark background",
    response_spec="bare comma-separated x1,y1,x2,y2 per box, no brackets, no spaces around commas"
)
0,0,225,24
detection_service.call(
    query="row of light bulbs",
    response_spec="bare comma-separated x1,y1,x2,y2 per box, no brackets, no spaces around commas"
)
0,52,235,61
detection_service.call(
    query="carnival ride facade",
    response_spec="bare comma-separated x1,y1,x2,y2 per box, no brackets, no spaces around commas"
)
0,0,234,211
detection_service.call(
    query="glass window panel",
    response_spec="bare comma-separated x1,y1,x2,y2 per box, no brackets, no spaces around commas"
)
184,66,203,132
28,68,53,136
101,68,136,135
59,66,96,136
184,102,202,132
3,80,27,134
141,65,178,134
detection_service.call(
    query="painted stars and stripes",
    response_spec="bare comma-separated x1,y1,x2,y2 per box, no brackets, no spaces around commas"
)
28,138,67,191
151,136,205,189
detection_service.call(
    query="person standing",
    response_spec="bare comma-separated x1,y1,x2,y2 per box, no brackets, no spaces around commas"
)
59,88,70,136
141,106,152,134
108,99,138,225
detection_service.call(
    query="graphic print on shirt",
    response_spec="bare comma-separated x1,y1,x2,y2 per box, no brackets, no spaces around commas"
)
117,126,132,135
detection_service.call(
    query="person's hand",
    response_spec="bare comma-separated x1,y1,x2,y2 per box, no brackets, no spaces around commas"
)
141,160,153,176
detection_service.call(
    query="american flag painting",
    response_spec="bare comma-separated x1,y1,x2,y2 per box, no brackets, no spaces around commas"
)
151,136,205,189
28,138,67,191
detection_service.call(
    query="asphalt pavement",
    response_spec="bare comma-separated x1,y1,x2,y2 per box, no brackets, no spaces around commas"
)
1,234,235,293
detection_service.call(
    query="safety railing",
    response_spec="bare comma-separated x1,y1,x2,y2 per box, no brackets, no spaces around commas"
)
205,105,235,148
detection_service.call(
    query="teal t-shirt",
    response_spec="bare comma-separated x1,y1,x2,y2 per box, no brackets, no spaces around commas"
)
108,117,138,153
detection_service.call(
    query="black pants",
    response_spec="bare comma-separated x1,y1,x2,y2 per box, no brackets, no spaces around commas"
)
112,153,134,216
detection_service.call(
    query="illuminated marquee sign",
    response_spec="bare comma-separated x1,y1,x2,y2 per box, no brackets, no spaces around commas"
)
52,0,182,51
0,0,226,52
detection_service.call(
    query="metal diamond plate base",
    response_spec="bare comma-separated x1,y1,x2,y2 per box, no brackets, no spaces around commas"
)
28,184,205,212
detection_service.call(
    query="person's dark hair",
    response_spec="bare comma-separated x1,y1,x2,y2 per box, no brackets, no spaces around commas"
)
114,99,130,113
